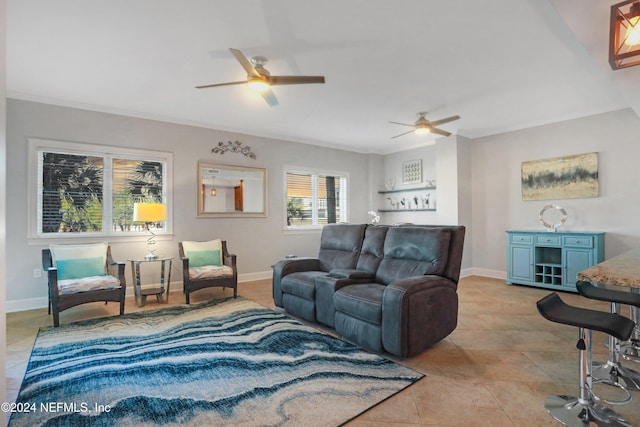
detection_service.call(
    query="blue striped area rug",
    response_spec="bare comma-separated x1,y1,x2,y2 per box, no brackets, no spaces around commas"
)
10,297,423,427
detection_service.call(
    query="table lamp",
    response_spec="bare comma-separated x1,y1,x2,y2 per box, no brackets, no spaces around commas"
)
133,202,166,260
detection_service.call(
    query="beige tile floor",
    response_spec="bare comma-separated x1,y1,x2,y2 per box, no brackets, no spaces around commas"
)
6,276,640,426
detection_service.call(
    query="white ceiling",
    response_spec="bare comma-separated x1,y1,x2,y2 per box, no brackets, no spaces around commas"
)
7,0,640,154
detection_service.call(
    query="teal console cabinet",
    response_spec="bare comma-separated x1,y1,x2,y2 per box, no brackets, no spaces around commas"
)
506,230,604,292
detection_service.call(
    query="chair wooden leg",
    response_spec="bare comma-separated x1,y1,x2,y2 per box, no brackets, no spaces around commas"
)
185,288,191,304
52,308,60,327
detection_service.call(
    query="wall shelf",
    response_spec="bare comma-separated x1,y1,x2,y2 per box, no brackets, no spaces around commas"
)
379,208,436,212
378,186,435,194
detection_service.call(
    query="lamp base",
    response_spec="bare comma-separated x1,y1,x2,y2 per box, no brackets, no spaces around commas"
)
144,254,159,261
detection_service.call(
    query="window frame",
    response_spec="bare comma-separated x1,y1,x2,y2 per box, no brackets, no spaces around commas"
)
283,166,349,231
28,138,173,243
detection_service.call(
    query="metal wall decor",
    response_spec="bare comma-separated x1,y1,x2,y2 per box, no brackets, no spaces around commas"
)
211,141,256,159
402,159,422,184
539,204,568,232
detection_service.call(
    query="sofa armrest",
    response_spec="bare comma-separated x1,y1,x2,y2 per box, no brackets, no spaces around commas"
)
328,269,375,280
382,275,458,357
272,257,322,307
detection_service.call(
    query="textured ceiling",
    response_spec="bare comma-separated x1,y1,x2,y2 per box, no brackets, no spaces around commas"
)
7,0,640,154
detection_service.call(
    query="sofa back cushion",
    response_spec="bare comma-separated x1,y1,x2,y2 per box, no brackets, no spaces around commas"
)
355,225,388,273
376,227,451,285
318,224,367,272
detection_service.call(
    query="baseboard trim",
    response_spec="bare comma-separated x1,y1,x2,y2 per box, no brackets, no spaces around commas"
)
6,269,506,313
6,271,275,313
467,268,505,280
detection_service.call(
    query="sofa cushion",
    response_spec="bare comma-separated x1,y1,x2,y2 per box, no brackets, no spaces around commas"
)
334,284,386,325
188,265,234,280
317,224,366,272
376,227,451,285
281,271,328,300
58,275,121,295
355,225,388,273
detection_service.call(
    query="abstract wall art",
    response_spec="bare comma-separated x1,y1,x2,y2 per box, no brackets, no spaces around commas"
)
521,152,598,201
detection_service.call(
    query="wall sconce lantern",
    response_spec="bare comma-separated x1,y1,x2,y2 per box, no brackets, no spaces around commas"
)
610,0,640,69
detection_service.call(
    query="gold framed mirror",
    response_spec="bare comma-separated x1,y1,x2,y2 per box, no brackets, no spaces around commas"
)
197,162,267,217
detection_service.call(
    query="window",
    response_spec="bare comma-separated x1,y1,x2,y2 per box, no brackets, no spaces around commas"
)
29,138,172,239
285,168,348,228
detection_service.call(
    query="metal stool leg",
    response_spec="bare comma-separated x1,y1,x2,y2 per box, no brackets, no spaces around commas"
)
545,327,632,427
537,292,635,426
620,290,640,362
593,301,640,391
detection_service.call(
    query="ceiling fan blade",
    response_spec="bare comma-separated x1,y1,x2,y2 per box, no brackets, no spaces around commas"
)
229,48,260,77
391,129,416,139
429,127,452,137
261,88,279,107
270,76,325,85
389,121,415,127
428,115,461,127
195,81,247,89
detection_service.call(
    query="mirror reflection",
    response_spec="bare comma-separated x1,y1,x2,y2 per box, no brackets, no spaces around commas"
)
198,162,267,217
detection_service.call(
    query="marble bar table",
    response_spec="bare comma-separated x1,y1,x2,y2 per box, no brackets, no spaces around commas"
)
578,248,640,391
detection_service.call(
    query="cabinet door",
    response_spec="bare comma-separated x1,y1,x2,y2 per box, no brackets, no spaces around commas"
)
508,245,533,283
563,248,593,288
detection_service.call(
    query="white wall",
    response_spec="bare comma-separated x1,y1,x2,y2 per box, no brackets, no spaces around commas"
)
6,99,372,311
471,108,640,277
7,100,640,311
376,143,438,224
376,136,473,271
1,0,8,419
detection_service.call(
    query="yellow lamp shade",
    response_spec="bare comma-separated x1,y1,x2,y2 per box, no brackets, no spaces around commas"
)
133,203,166,222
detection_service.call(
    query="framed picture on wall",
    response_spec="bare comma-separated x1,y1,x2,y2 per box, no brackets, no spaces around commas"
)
402,159,422,184
521,152,598,201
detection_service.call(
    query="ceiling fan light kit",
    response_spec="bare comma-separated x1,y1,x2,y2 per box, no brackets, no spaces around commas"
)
390,112,460,139
247,76,270,92
414,125,430,135
196,48,325,106
609,0,640,69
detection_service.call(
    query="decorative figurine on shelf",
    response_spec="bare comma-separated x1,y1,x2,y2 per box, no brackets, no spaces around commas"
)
423,194,430,209
367,210,380,224
413,195,419,209
400,198,406,209
384,178,396,190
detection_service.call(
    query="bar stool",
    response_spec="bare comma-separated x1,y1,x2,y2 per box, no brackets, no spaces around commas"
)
536,292,635,427
577,281,640,391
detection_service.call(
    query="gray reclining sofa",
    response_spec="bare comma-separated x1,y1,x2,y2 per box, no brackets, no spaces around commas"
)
272,223,465,357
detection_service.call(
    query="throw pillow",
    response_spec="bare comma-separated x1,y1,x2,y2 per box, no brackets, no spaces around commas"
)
182,239,223,267
50,243,108,280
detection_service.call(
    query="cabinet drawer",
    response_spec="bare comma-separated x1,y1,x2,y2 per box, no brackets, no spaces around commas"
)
535,235,561,246
510,234,533,244
563,236,593,248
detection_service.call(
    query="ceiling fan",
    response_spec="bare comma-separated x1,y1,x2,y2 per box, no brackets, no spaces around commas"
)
196,48,326,107
390,112,461,139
